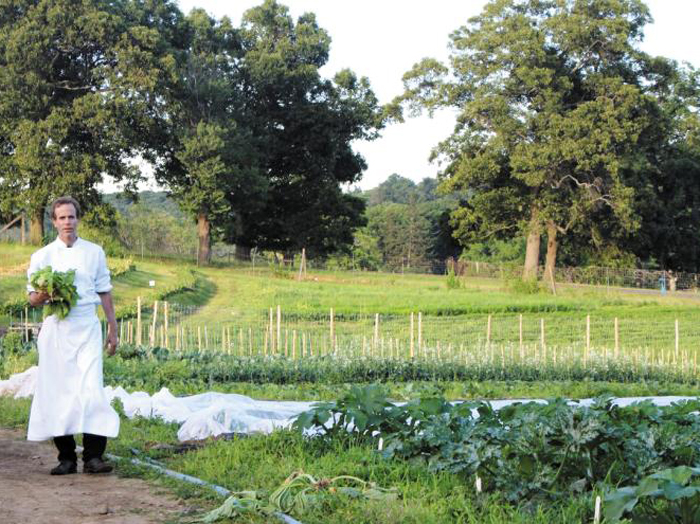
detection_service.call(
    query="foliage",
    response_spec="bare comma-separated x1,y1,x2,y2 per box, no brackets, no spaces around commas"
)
0,0,179,242
29,265,79,319
605,466,700,523
199,470,397,522
1,332,26,357
295,387,700,504
396,0,697,275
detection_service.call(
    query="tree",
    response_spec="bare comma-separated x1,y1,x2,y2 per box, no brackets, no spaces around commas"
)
229,0,386,258
155,8,264,265
397,0,662,280
0,0,180,243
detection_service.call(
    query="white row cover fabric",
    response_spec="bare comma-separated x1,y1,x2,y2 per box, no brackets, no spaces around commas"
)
1,366,697,442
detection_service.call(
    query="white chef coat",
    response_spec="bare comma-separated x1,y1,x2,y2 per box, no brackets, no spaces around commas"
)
26,237,120,441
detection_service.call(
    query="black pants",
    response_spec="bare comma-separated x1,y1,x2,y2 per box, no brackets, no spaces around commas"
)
53,434,107,463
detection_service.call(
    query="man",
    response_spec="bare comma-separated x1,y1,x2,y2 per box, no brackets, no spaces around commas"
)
26,196,120,475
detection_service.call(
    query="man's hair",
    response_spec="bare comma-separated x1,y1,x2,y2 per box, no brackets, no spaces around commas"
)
50,196,81,219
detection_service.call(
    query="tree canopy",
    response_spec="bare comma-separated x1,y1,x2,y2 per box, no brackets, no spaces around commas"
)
397,0,699,276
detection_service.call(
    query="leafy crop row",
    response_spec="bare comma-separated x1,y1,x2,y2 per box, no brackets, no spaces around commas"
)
294,386,700,508
105,347,700,391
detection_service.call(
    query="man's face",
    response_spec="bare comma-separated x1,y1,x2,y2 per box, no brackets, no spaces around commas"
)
52,204,78,240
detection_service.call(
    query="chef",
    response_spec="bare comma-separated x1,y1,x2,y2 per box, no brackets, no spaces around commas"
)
26,196,120,475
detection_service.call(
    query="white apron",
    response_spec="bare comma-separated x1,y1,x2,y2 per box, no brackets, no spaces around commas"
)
27,304,120,441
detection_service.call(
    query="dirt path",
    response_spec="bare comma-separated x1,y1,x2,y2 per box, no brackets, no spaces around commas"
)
0,428,194,524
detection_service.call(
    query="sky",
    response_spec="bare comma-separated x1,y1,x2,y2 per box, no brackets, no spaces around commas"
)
104,0,700,193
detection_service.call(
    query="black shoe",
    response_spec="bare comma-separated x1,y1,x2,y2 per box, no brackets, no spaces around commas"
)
50,460,77,475
83,457,114,474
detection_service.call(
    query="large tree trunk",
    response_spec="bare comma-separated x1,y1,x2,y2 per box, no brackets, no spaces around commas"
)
522,207,541,280
29,209,44,245
544,220,558,283
197,213,211,266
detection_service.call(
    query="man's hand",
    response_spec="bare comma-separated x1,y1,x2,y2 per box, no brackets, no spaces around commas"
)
28,291,50,307
105,329,118,356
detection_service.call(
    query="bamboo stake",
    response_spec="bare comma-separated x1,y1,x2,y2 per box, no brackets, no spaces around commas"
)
292,330,296,359
614,317,619,357
302,332,307,357
285,329,289,357
239,328,244,356
136,297,142,346
204,326,208,349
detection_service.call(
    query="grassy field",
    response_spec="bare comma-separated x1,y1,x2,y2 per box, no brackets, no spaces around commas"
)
3,244,700,524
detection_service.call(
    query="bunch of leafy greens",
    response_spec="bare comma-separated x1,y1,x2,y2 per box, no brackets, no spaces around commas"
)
29,266,79,319
199,470,397,522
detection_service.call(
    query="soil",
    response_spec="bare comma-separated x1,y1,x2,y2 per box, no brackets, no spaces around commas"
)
0,428,195,524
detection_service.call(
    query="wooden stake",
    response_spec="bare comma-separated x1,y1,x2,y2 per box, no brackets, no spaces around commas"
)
586,314,590,357
330,308,335,353
519,314,523,357
269,308,274,355
221,326,226,352
277,305,281,353
614,317,619,357
675,319,679,361
292,330,296,359
197,326,202,352
164,302,169,348
487,315,492,346
540,318,545,353
150,301,159,347
410,313,415,359
136,296,142,346
374,314,379,348
418,312,422,357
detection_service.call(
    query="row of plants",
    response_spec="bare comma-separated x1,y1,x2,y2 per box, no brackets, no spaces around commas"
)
107,345,700,389
294,385,700,522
